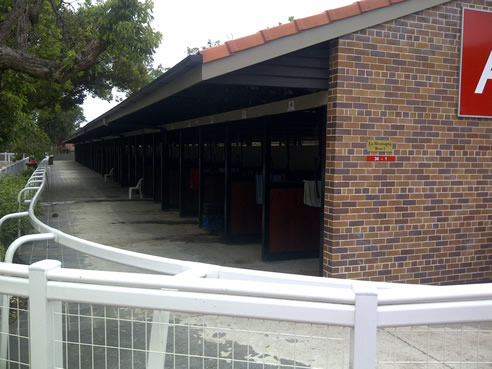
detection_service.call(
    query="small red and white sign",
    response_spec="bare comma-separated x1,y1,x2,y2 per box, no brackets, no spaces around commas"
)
366,156,396,162
459,8,492,118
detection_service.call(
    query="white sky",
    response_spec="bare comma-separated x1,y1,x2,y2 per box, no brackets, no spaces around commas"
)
82,0,355,124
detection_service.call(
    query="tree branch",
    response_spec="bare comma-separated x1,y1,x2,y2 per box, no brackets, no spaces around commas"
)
0,0,29,43
54,39,105,82
0,43,61,79
15,3,30,51
0,0,105,83
0,37,105,84
29,0,44,25
47,0,64,29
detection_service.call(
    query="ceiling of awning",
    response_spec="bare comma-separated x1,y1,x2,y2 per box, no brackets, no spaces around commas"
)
68,42,330,143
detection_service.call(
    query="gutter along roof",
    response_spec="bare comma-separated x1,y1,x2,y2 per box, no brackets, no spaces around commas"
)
69,0,451,143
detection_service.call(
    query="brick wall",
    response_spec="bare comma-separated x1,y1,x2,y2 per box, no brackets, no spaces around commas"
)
324,0,492,284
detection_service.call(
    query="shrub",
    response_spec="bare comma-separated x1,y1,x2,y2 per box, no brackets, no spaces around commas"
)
0,170,33,260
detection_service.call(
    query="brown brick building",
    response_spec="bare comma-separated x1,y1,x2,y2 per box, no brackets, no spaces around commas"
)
324,0,492,284
70,0,492,284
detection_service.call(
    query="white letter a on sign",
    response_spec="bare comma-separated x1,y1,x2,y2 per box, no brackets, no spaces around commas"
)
475,51,492,94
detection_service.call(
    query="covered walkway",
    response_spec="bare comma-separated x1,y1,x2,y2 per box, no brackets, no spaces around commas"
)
14,157,319,275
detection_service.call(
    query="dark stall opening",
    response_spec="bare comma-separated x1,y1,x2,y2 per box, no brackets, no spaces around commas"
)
165,130,199,216
264,109,325,260
180,130,199,216
129,138,137,187
201,126,226,232
227,121,264,241
136,136,144,190
166,132,180,209
143,135,154,197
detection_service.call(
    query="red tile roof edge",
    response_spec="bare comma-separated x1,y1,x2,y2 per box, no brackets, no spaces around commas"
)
200,0,407,64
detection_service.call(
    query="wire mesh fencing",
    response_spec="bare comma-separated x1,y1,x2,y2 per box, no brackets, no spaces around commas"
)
56,302,352,369
0,294,30,369
377,323,492,369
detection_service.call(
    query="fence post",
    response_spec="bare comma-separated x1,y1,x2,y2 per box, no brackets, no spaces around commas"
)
350,285,378,369
29,260,63,369
146,268,210,368
0,294,9,369
147,311,170,369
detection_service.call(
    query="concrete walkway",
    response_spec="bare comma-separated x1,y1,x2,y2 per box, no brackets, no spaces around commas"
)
15,159,320,275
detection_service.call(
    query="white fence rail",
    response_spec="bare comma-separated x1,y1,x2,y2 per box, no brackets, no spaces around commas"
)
0,158,491,369
0,157,28,177
0,153,15,165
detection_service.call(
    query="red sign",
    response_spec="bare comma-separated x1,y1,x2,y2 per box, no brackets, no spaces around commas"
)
366,156,396,162
459,8,492,118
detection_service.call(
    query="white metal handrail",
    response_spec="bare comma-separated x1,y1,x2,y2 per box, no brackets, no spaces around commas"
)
46,267,358,304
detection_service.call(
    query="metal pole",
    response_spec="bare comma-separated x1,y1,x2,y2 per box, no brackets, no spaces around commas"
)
261,118,271,260
224,125,231,239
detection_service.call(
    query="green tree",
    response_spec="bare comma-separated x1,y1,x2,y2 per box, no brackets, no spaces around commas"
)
0,0,163,151
278,16,294,25
37,105,84,151
187,39,221,56
9,118,51,160
0,74,27,148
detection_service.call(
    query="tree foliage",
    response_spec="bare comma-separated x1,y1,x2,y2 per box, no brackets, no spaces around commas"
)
10,117,51,160
37,104,83,150
186,39,221,56
0,0,163,152
0,0,162,93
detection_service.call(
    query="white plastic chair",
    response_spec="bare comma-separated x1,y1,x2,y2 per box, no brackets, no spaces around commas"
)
104,168,114,183
129,178,143,200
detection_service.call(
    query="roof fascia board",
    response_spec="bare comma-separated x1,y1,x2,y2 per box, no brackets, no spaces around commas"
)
162,91,328,131
121,129,160,137
84,136,120,142
202,0,450,81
